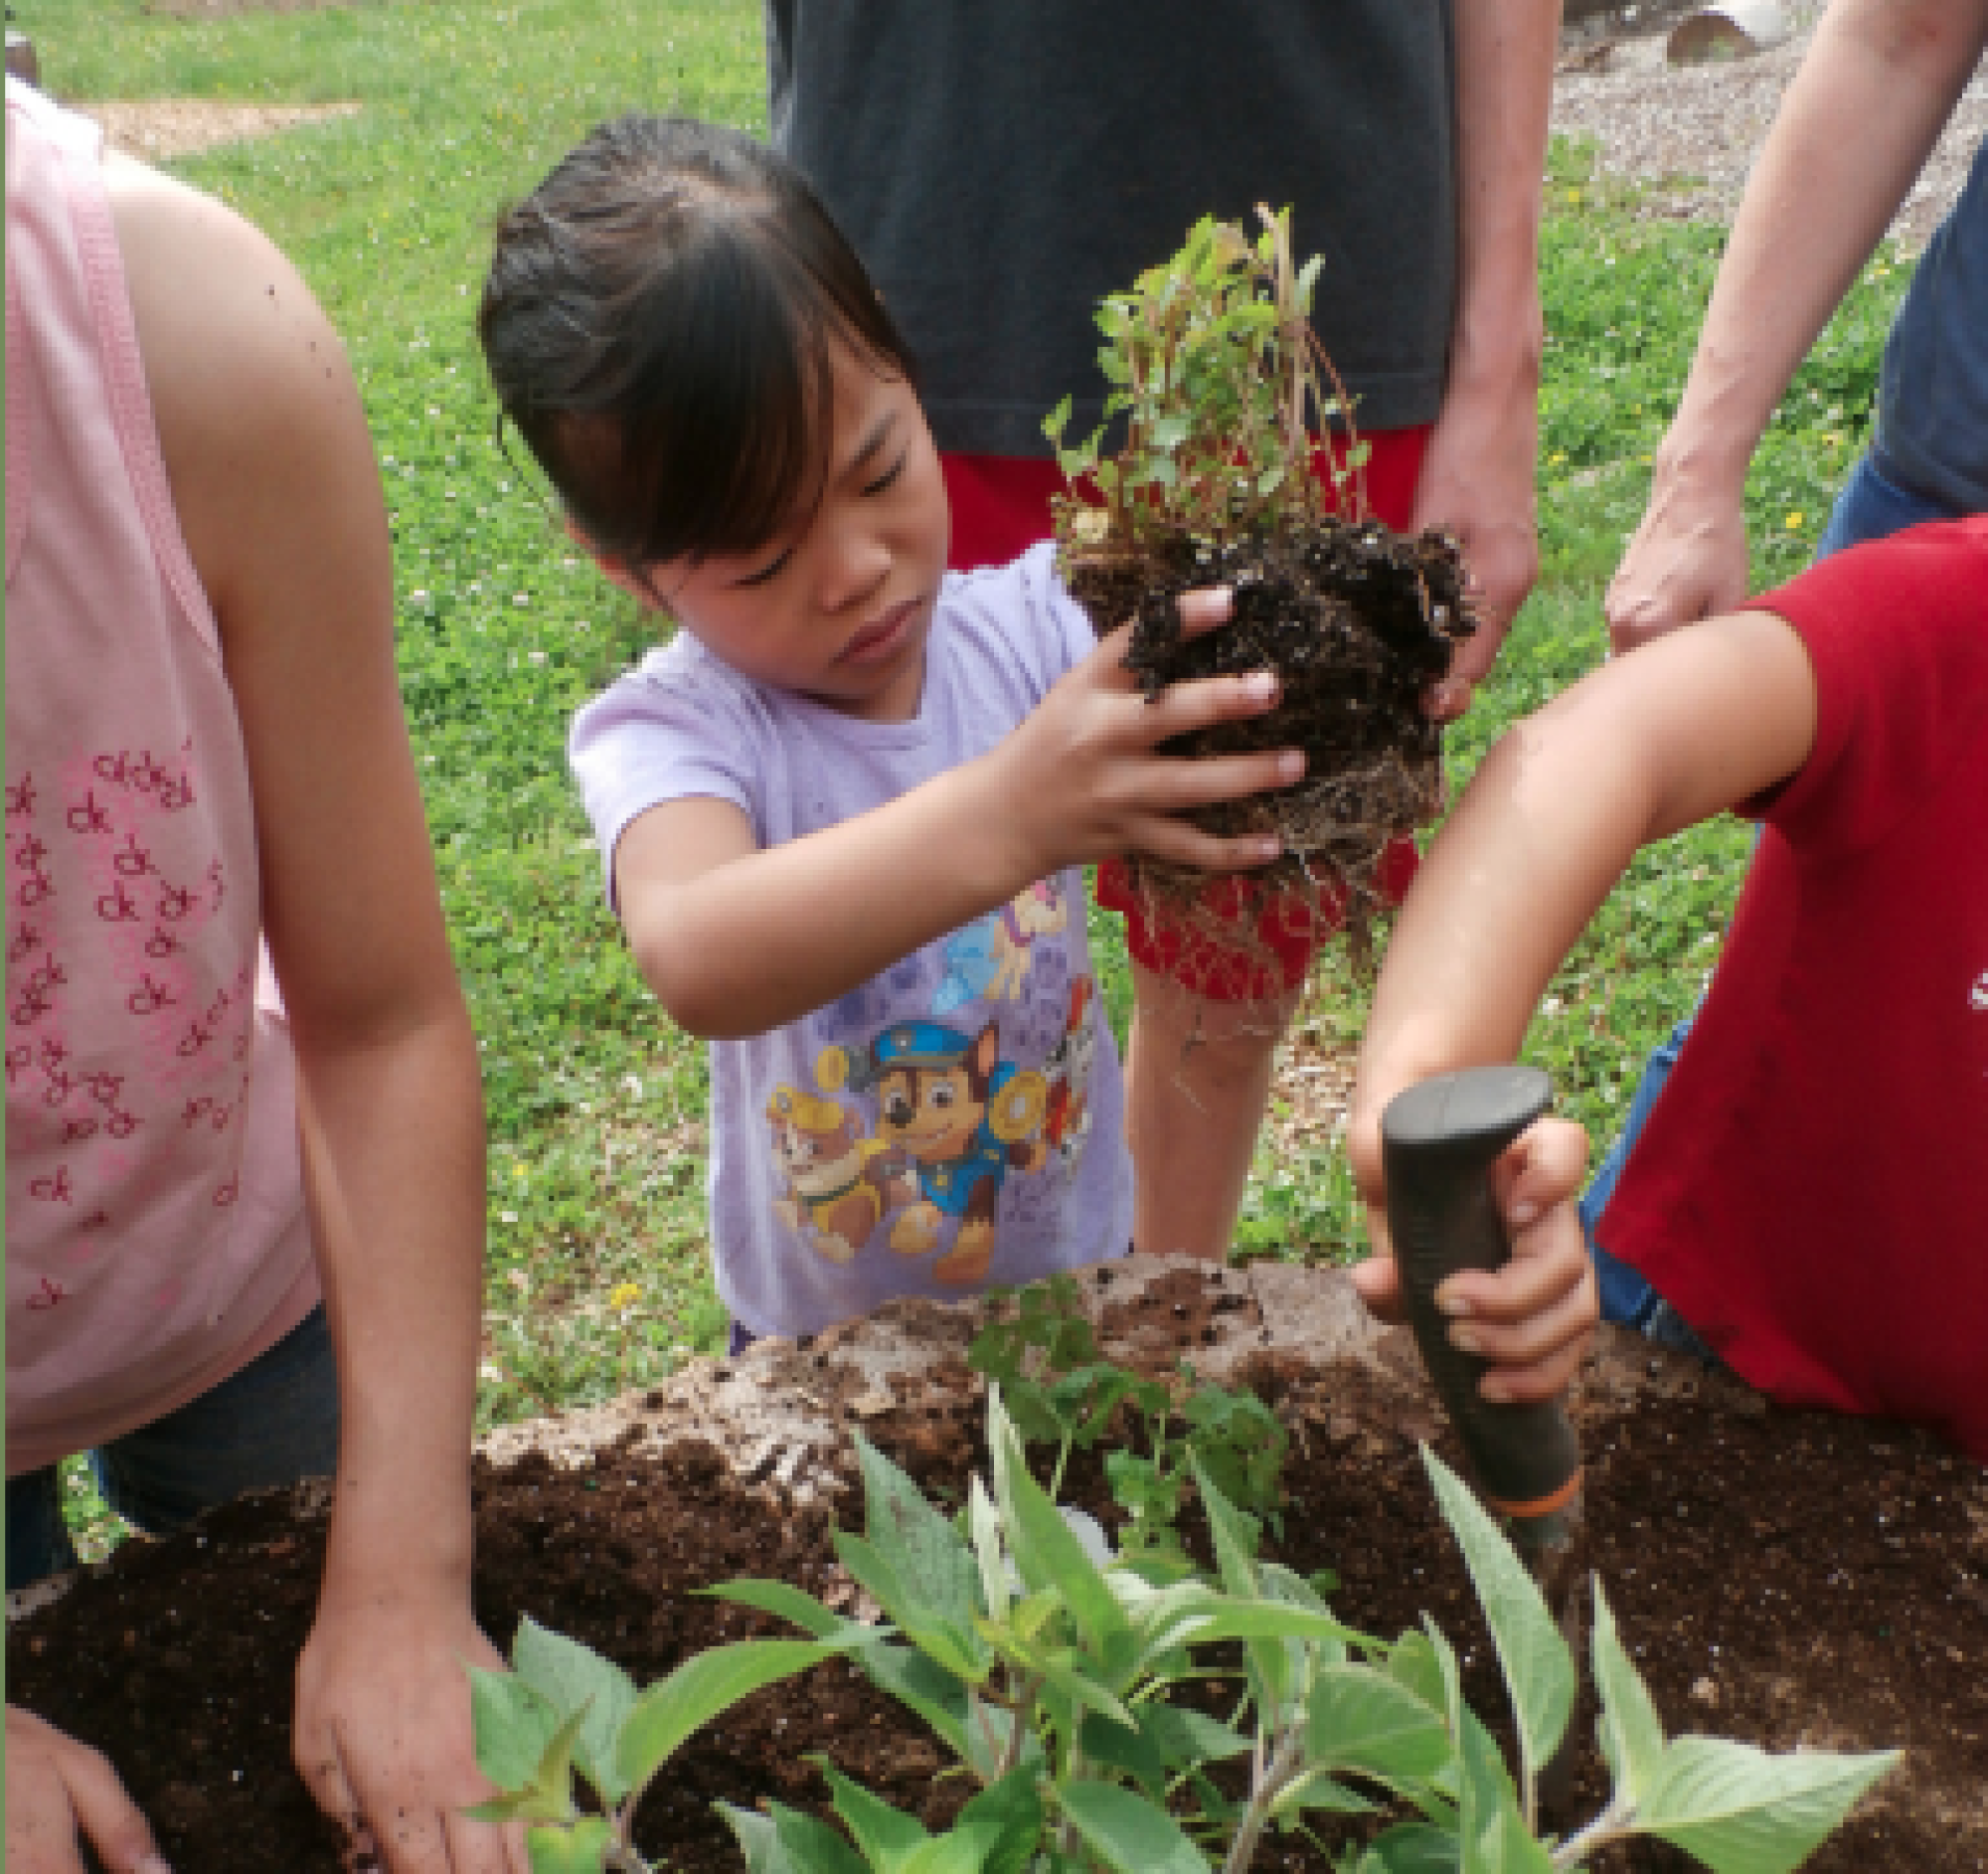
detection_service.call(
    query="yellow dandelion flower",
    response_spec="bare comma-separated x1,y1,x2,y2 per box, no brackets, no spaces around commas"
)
1784,511,1805,531
607,1281,641,1310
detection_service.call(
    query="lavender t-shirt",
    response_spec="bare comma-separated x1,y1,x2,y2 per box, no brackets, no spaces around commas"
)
570,544,1130,1338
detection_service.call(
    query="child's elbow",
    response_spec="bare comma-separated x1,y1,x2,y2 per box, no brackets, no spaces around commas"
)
629,927,741,1040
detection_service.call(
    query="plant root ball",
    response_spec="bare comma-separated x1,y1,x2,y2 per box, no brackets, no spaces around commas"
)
1064,516,1476,968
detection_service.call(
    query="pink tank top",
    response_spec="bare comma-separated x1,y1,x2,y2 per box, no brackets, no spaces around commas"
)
5,79,319,1475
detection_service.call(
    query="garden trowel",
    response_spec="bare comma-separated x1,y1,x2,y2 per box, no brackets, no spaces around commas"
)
1382,1065,1586,1802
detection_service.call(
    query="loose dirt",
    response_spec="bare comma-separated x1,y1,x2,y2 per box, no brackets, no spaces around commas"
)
11,1262,1984,1871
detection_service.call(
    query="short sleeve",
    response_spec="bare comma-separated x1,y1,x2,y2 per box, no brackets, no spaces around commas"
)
568,644,767,908
940,542,1099,706
1741,518,1988,854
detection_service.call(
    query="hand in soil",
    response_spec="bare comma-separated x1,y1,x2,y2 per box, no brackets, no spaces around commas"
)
5,1702,170,1874
291,1592,527,1873
1349,1111,1597,1404
990,585,1303,879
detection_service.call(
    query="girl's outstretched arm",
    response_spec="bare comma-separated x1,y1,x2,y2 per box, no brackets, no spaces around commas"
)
616,591,1300,1039
110,157,521,1874
1345,607,1819,1395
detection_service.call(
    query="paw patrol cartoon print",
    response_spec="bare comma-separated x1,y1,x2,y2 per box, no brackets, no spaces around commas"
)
828,1019,1048,1287
1044,976,1099,1170
766,1070,892,1265
931,877,1070,1013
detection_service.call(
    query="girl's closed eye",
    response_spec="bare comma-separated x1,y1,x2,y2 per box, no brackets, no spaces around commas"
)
862,445,910,498
734,543,796,589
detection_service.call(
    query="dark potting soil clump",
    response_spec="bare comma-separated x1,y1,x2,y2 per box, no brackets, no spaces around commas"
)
1063,517,1474,960
10,1311,1984,1874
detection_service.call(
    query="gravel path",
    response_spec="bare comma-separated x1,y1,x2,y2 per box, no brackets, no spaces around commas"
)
1554,2,1986,251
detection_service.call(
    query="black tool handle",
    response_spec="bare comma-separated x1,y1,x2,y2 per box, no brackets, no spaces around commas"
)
1382,1066,1581,1535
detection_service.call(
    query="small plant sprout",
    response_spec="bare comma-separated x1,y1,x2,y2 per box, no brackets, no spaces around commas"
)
470,1385,1898,1872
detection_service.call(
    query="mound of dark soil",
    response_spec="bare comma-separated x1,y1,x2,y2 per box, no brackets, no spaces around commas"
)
10,1301,1983,1873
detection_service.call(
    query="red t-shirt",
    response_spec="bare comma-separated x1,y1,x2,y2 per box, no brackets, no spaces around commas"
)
1601,517,1988,1459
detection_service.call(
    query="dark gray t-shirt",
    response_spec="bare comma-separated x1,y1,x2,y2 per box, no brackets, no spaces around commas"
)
1875,133,1988,516
767,1,1457,455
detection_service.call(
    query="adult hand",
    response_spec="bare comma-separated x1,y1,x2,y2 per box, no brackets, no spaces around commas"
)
1349,1112,1596,1405
1605,448,1752,654
293,1578,527,1873
999,586,1301,880
5,1704,168,1874
1411,366,1542,722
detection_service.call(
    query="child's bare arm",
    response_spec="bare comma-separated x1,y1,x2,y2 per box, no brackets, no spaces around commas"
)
1343,607,1820,1393
617,591,1300,1039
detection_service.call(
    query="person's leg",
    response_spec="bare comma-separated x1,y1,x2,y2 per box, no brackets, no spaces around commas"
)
1123,959,1303,1257
89,1305,340,1537
5,1466,79,1591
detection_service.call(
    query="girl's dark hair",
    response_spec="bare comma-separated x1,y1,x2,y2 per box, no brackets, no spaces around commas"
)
478,115,915,570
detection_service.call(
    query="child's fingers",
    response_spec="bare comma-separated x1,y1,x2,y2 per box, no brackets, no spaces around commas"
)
1121,813,1283,875
1171,585,1236,638
1137,666,1283,740
1143,746,1306,817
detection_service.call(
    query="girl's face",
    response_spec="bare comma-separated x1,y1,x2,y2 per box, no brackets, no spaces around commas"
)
608,340,949,724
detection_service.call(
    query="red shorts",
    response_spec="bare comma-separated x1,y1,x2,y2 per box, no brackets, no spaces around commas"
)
943,428,1432,1000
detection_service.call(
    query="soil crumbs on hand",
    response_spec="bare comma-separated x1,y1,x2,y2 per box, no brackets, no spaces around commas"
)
9,1338,1985,1871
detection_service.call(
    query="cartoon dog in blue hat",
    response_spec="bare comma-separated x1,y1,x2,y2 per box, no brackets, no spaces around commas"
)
825,1019,1047,1285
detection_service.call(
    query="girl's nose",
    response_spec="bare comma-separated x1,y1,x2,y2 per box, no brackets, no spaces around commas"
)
815,512,892,613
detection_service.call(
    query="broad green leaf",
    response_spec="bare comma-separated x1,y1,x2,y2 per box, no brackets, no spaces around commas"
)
895,1769,1045,1874
1137,1703,1251,1772
706,1577,872,1643
725,1800,872,1874
1269,1770,1376,1819
988,1389,1130,1663
524,1815,612,1874
1077,1711,1168,1799
1589,1581,1665,1805
1043,394,1074,444
613,1639,838,1795
1420,1447,1574,1793
1388,1631,1449,1712
511,1617,638,1802
468,1665,564,1797
1056,1779,1211,1874
814,1755,928,1870
1428,1623,1551,1874
1354,1820,1463,1873
1191,1451,1260,1600
1639,1736,1901,1874
1306,1664,1450,1786
855,1433,988,1673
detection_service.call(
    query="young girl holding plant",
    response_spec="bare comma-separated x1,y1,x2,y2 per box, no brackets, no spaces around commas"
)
477,115,1316,1347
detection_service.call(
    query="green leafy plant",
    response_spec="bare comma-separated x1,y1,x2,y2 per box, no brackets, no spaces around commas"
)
967,1280,1288,1564
1042,210,1366,551
471,1391,1897,1872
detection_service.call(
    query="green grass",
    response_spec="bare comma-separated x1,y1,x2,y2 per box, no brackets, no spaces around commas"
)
29,0,1912,1552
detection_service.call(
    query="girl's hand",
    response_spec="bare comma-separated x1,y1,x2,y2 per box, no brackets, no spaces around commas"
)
995,587,1301,882
5,1703,168,1874
1348,1111,1597,1405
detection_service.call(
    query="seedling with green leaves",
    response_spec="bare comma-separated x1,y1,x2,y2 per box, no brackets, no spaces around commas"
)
471,1387,1896,1872
966,1278,1287,1562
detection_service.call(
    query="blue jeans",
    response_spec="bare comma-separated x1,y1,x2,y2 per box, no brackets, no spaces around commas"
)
1585,446,1963,1340
5,1304,340,1590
